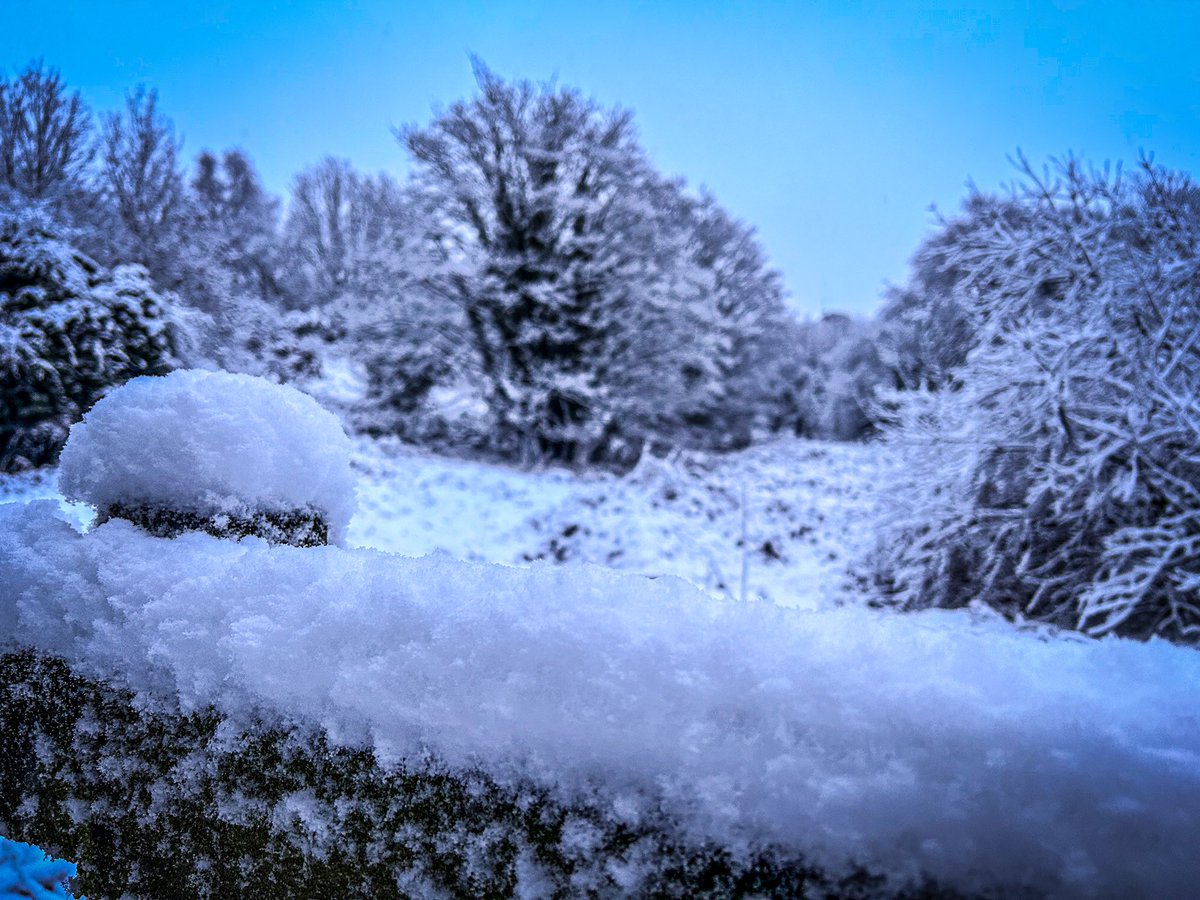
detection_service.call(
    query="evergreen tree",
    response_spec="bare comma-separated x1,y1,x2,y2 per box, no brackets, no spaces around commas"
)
185,148,285,313
0,210,180,471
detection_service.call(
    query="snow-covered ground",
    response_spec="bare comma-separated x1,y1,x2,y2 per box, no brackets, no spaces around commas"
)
350,436,888,610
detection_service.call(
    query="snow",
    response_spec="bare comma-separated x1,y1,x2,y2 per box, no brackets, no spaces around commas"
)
0,836,78,899
350,437,884,609
3,497,1200,896
7,420,880,611
301,355,368,412
0,469,91,532
57,370,356,544
5,382,1199,895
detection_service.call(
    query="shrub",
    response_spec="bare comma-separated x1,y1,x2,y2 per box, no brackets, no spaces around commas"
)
873,155,1200,642
0,210,179,471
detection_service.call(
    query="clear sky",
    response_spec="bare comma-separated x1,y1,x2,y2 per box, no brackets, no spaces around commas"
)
2,1,1197,315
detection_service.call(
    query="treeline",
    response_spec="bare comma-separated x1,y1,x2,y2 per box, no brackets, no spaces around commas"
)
0,60,894,472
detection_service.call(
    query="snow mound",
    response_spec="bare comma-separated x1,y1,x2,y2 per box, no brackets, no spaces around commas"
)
3,499,1200,897
58,370,356,544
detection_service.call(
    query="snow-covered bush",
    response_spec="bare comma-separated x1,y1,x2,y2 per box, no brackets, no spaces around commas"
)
0,210,180,472
0,835,78,899
58,369,356,546
875,196,994,392
873,155,1200,642
243,306,335,385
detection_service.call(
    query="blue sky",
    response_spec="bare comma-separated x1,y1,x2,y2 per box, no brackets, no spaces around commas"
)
2,1,1197,314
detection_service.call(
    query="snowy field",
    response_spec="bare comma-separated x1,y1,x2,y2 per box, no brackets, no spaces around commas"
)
349,436,889,610
3,375,1200,898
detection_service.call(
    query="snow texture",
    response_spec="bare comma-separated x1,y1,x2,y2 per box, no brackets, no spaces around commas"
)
0,836,78,899
350,437,885,609
3,498,1200,897
57,370,356,544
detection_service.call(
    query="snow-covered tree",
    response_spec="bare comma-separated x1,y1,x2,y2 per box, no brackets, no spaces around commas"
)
877,287,975,393
172,148,306,374
0,61,93,208
189,147,284,306
874,194,1020,392
278,156,463,413
874,155,1200,643
645,193,793,449
784,313,890,441
97,86,187,291
282,157,415,309
399,62,792,465
0,209,180,471
358,287,467,437
400,63,666,464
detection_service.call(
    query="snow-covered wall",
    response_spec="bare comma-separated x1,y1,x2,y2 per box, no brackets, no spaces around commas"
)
3,499,1198,897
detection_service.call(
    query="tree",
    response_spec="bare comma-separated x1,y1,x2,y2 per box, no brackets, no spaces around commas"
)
187,148,285,310
282,157,415,309
278,156,456,407
873,154,1200,643
785,313,890,441
0,209,181,471
98,87,186,289
0,61,93,207
683,194,792,446
876,193,1047,392
400,62,795,466
403,63,660,463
